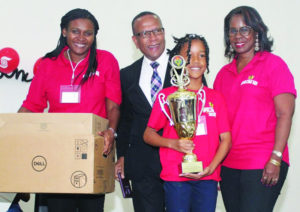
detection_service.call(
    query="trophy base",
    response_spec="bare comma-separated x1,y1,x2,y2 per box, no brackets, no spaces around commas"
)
181,161,203,174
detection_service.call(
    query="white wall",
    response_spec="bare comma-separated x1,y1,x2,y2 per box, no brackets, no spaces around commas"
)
1,0,300,211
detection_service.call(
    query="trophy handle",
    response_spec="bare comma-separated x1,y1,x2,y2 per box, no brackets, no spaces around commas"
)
158,93,174,126
196,88,206,121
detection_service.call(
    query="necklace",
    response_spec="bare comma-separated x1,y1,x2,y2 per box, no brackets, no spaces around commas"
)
66,49,84,85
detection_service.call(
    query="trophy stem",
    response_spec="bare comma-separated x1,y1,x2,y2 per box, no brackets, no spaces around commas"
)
183,152,198,163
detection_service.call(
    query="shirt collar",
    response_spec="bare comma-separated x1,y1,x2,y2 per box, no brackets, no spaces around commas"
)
60,46,90,67
143,50,168,67
227,51,267,74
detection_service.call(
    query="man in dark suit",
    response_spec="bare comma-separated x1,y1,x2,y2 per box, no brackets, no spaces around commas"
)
115,11,171,212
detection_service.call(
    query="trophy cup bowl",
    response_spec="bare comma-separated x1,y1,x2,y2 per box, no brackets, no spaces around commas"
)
167,89,203,174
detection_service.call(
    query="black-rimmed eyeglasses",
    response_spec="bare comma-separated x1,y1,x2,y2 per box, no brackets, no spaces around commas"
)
229,26,252,37
134,28,164,38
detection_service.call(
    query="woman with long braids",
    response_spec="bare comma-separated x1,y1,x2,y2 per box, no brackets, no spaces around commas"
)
144,34,231,212
214,6,296,212
18,8,121,212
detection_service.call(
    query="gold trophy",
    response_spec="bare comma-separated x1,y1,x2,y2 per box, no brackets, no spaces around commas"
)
158,55,205,173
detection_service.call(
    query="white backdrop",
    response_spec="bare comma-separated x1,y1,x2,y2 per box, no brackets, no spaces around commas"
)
1,0,299,211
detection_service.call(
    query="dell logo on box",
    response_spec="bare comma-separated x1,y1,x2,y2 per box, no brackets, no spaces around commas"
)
32,156,47,172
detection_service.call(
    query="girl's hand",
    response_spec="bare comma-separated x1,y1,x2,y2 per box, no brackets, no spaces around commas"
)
171,139,195,154
179,166,213,179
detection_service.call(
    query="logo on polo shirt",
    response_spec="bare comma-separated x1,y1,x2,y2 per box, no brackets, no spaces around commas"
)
241,75,258,86
203,102,216,117
90,70,100,77
84,70,100,78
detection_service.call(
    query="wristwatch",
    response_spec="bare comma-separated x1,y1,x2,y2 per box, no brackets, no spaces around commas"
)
108,127,117,138
272,150,282,158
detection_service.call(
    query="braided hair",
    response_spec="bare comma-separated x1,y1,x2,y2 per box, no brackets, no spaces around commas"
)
43,8,99,84
168,34,210,74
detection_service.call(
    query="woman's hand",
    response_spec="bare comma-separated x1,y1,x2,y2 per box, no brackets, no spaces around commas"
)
103,98,120,156
98,128,115,156
261,93,295,186
261,160,280,186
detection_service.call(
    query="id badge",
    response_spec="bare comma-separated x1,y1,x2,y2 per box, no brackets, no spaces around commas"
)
60,85,81,103
196,115,207,136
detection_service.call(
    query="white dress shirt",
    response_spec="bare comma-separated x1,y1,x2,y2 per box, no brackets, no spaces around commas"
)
139,50,169,106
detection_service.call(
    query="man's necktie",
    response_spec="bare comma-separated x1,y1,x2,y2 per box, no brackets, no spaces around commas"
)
150,61,162,103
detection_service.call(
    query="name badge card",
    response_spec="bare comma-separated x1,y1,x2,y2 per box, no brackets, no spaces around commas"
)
60,85,81,103
196,115,207,136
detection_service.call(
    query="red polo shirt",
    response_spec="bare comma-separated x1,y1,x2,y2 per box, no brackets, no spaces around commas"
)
22,47,121,118
214,51,296,169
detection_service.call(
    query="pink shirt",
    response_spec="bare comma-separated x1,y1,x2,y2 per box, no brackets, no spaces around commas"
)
22,48,121,118
148,86,230,181
214,51,297,169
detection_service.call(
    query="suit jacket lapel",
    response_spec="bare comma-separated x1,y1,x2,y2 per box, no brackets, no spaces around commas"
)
130,57,153,110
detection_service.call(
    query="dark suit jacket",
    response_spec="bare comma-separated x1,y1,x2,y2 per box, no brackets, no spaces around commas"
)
116,56,171,181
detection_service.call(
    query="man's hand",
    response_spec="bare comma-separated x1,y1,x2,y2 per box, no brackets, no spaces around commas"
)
115,157,125,180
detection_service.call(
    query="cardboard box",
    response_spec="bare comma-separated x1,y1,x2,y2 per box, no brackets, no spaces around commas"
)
0,113,115,194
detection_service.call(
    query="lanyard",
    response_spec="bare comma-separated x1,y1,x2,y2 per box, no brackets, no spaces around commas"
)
67,49,84,85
